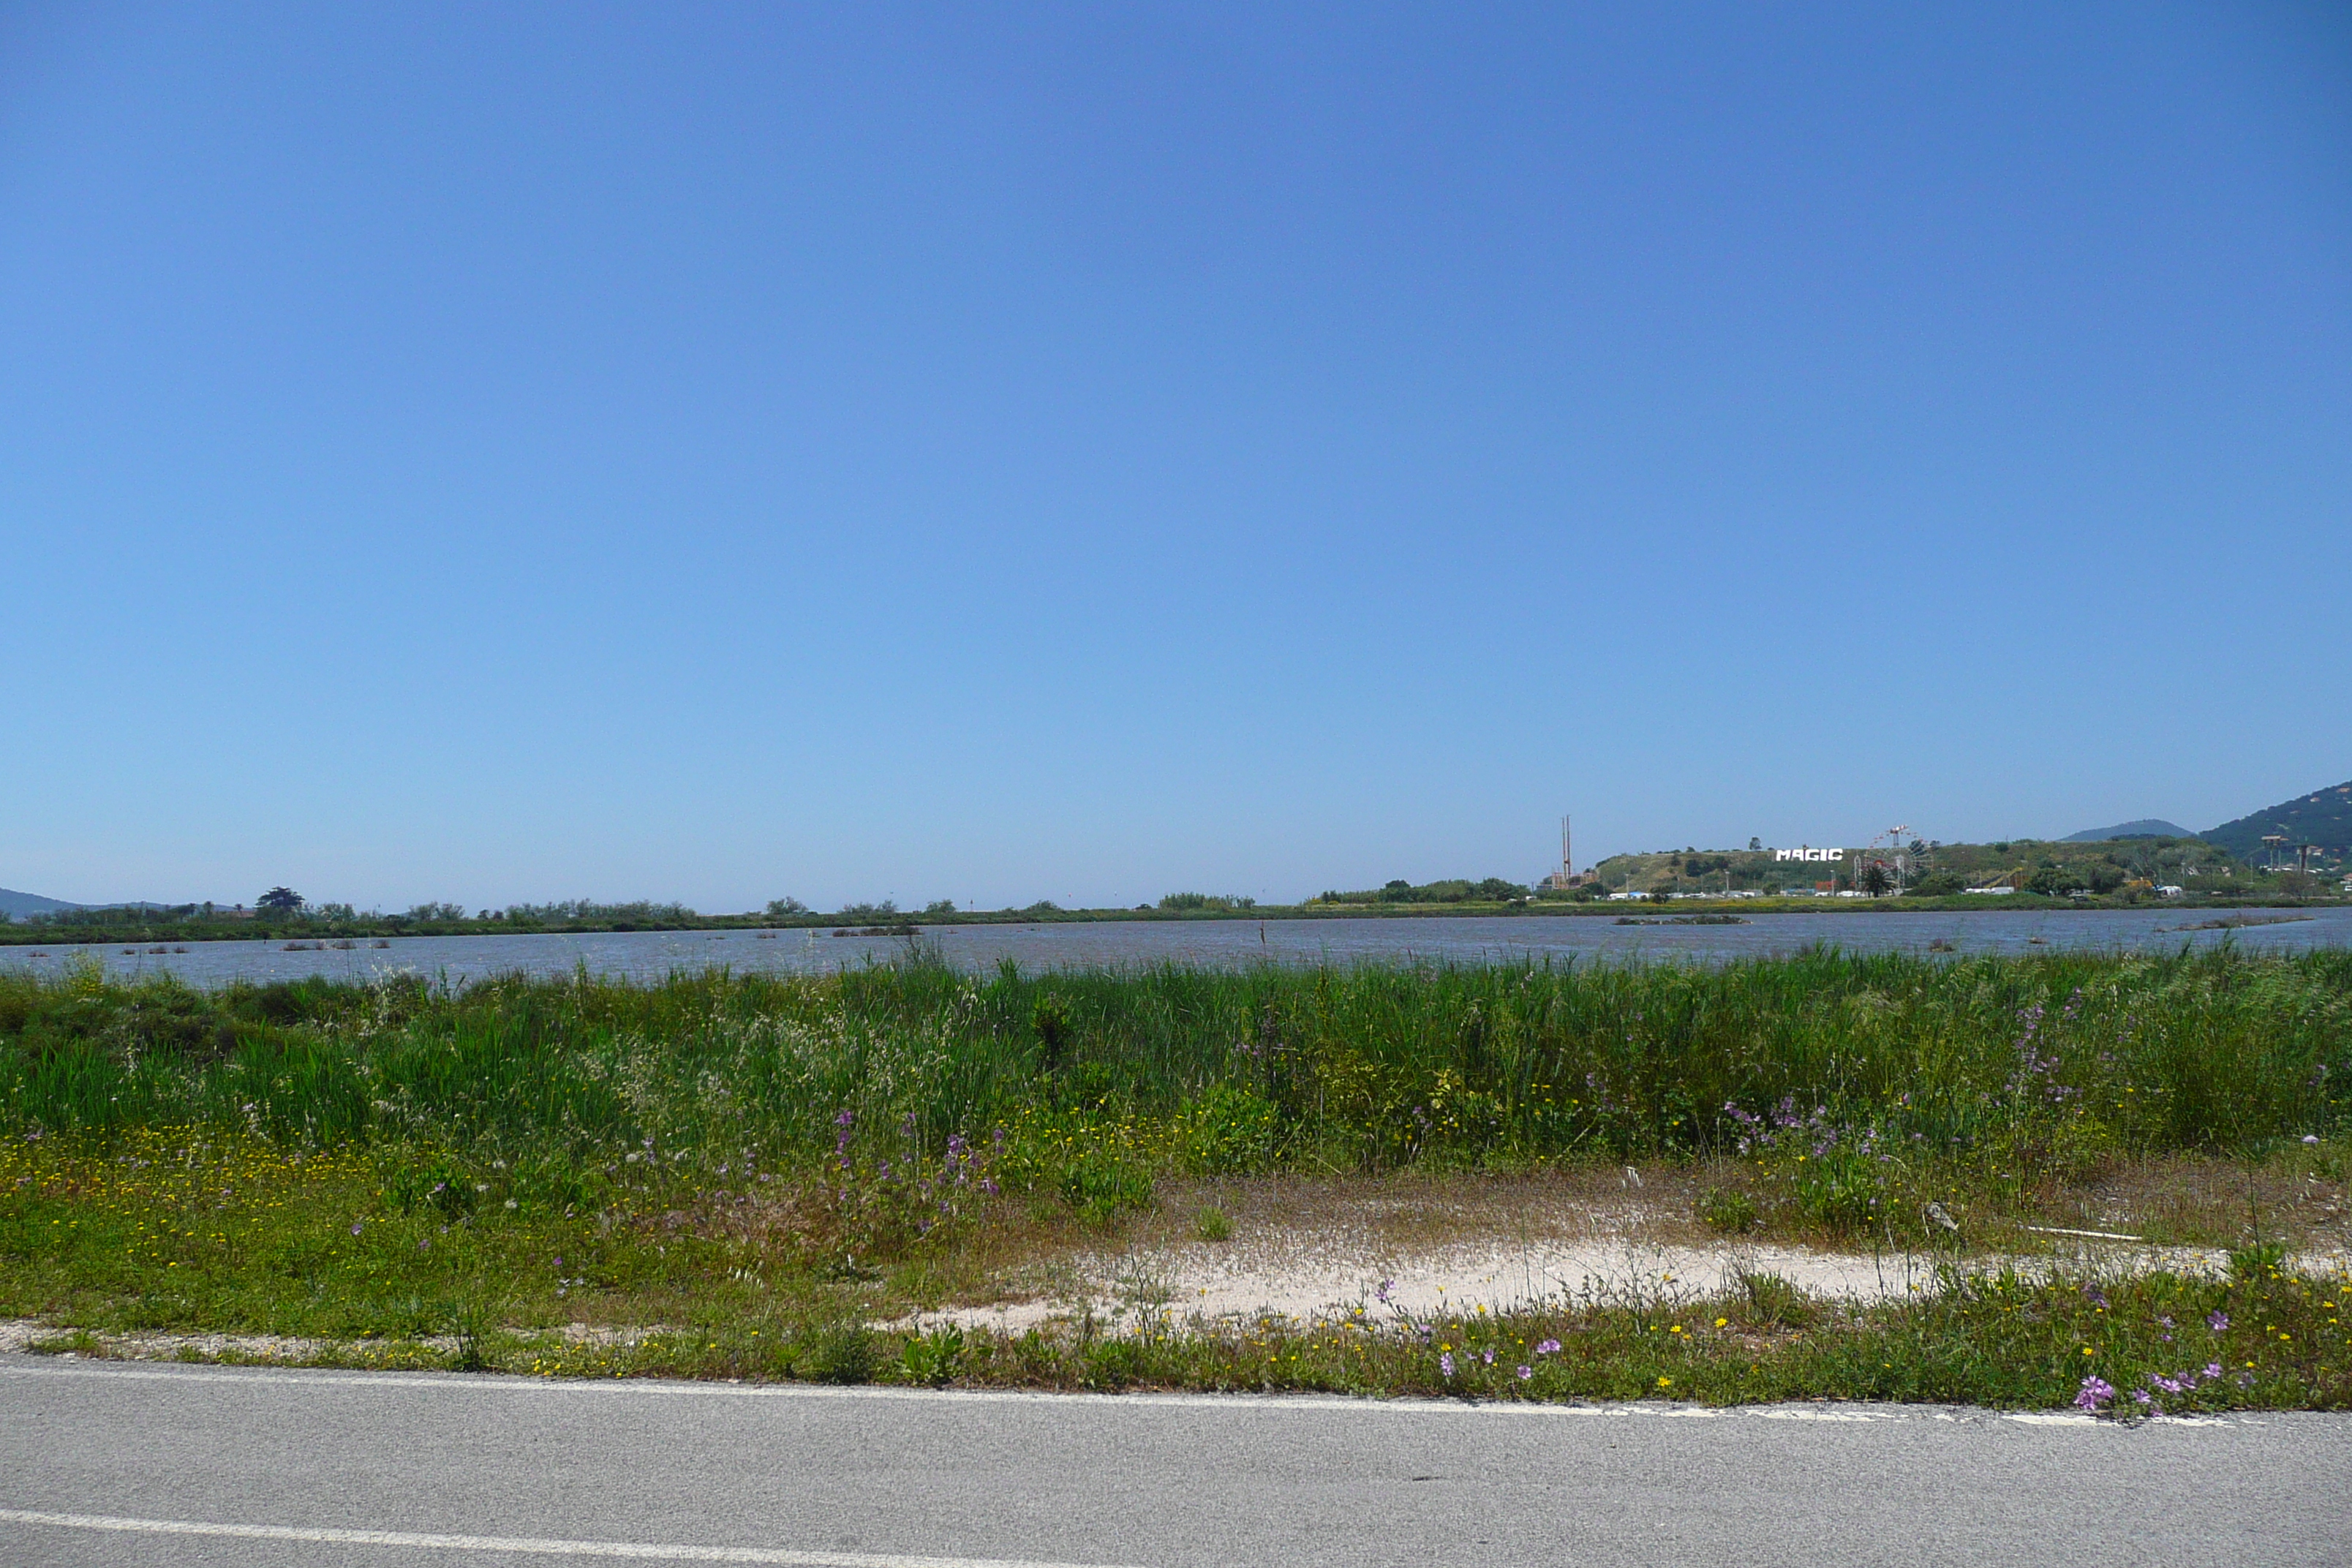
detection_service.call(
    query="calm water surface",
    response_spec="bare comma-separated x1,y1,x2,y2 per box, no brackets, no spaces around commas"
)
4,907,2348,988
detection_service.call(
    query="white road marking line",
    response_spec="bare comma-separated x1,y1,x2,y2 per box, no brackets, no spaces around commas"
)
0,1359,1732,1419
0,1507,1134,1567
0,1358,1644,1416
0,1355,2239,1426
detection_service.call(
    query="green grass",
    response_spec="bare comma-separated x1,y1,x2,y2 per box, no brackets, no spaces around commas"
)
6,945,2345,1168
1,946,2348,1407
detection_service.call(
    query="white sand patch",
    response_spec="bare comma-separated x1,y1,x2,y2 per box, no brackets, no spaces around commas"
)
0,1319,350,1360
917,1233,2348,1336
0,1319,675,1362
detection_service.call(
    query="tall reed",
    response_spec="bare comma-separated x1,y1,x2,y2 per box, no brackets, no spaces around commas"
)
1,946,2344,1171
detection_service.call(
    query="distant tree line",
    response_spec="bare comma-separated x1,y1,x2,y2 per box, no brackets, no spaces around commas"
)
1157,892,1256,911
1311,878,1527,906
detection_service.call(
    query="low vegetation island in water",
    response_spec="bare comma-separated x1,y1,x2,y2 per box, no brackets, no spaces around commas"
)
1,947,2346,1411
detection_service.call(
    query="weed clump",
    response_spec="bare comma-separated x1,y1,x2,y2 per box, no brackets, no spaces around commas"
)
1696,1188,1757,1235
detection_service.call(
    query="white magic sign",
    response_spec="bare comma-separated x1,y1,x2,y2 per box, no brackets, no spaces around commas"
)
1773,847,1847,862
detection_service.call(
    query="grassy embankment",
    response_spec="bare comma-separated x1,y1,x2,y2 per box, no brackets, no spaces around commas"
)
2,949,2347,1411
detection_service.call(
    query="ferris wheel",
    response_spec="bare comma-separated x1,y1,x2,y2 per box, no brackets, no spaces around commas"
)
1861,823,1917,892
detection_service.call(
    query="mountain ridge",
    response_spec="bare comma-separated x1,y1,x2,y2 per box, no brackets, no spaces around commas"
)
2202,780,2352,861
0,887,85,919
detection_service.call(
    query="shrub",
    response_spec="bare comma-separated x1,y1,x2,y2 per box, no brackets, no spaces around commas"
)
802,1323,875,1384
387,1153,480,1221
1059,1158,1154,1225
897,1324,965,1387
1179,1085,1281,1175
1031,994,1073,1071
1697,1187,1758,1235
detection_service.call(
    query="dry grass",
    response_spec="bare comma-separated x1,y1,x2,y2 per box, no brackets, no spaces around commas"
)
2046,1150,2349,1251
1139,1165,1719,1253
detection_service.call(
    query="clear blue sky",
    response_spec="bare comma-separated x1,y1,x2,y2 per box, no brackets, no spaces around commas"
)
3,3,2347,913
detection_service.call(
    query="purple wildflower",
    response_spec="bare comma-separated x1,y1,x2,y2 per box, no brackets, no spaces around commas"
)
2207,1311,2229,1332
2073,1376,2115,1411
1515,1365,1533,1382
1439,1352,1455,1377
1536,1338,1561,1355
2204,1363,2222,1380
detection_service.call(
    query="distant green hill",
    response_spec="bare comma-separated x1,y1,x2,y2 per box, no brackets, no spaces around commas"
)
0,887,84,919
2062,819,2190,843
2203,780,2352,861
1578,829,2282,900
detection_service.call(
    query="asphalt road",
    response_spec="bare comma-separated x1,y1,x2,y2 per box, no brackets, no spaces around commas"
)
1,1354,2345,1567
